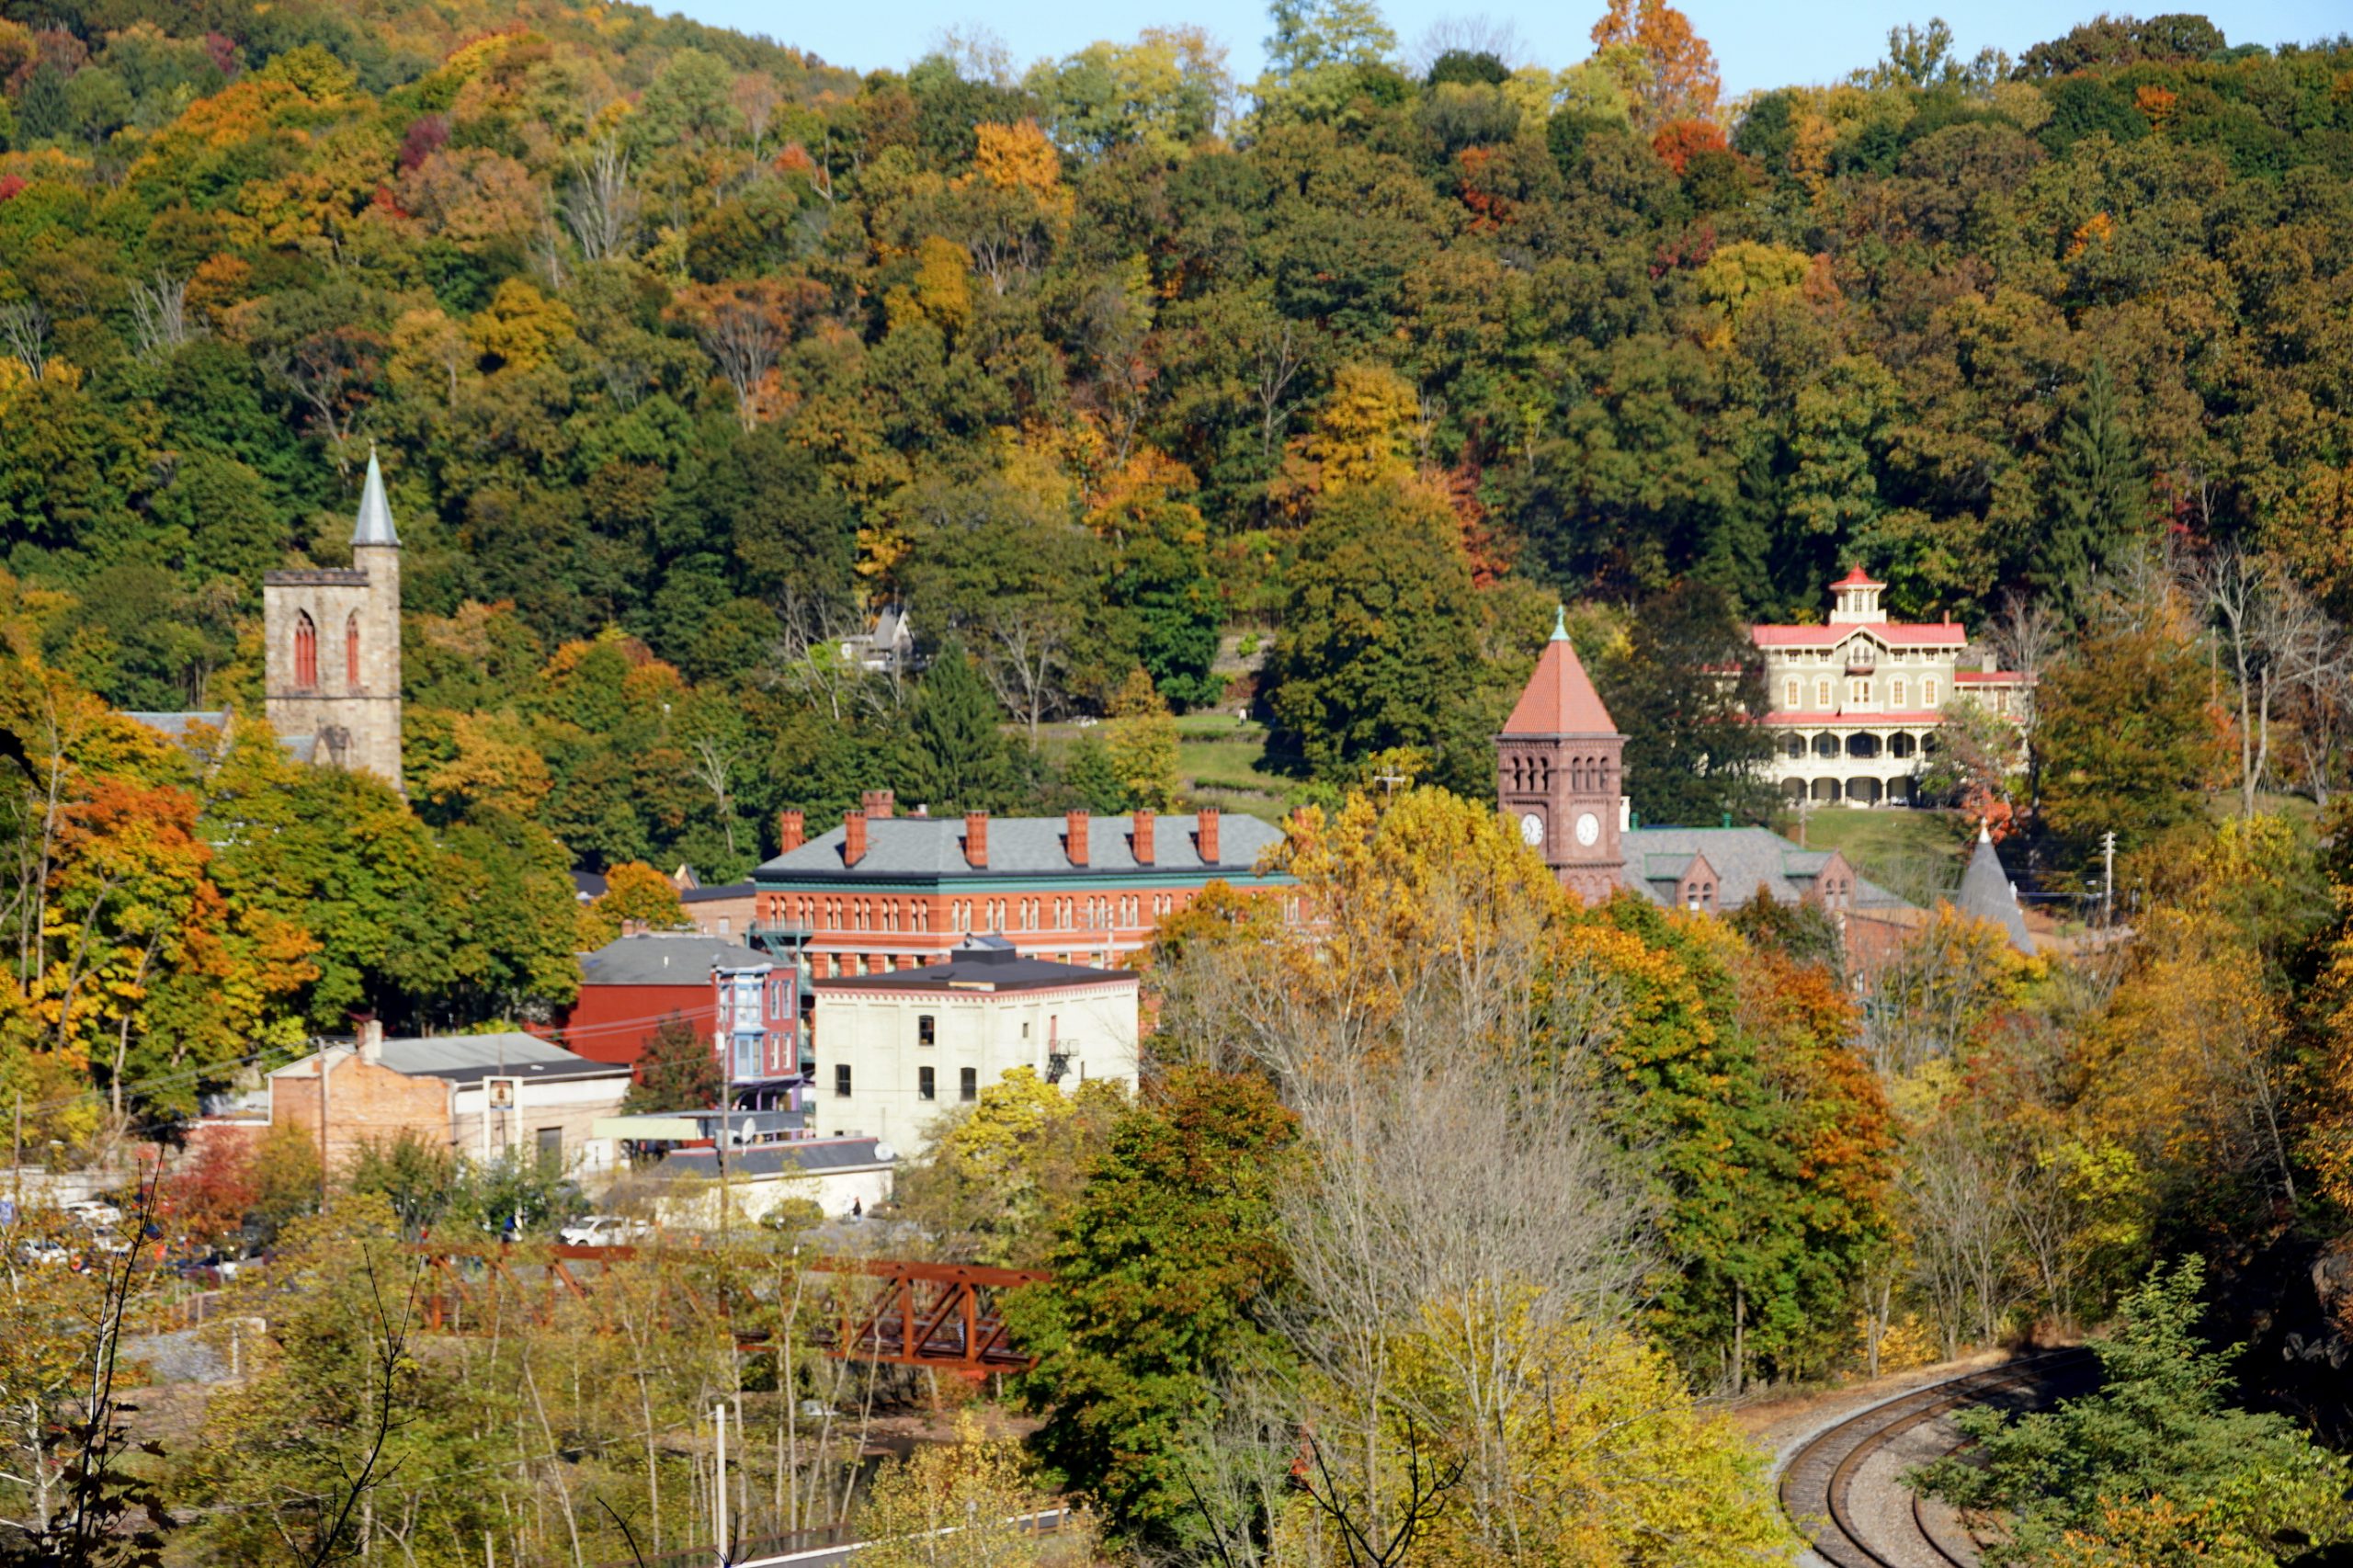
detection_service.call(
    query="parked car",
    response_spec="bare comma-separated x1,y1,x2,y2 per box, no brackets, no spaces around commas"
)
86,1233,133,1258
557,1215,651,1247
64,1199,122,1229
15,1238,70,1267
171,1251,243,1285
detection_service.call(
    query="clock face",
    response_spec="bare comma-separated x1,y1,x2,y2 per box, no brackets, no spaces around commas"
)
1574,811,1601,847
1518,812,1545,847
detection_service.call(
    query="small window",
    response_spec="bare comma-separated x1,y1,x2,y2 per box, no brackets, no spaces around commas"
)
1891,679,1907,708
1784,677,1800,710
1924,677,1939,707
918,1066,936,1101
918,1014,936,1048
960,1067,977,1102
1815,677,1832,707
834,1063,851,1097
536,1126,563,1159
1021,1020,1030,1040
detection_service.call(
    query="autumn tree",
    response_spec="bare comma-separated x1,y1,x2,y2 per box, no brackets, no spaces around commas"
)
620,1014,722,1113
1589,0,1721,130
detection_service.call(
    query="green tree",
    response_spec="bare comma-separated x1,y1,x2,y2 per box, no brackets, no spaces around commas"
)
2035,360,2151,621
621,1014,722,1113
1595,580,1775,827
902,642,1019,812
1915,1256,2353,1564
1261,483,1483,791
2035,619,2222,870
1006,1067,1302,1544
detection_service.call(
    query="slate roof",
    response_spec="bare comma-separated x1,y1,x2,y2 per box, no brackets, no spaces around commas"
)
352,447,400,547
1953,827,2035,954
121,710,233,744
815,943,1133,994
1502,611,1619,736
643,1138,897,1181
680,881,756,904
1616,826,1910,910
579,931,770,985
753,812,1286,881
270,1032,626,1085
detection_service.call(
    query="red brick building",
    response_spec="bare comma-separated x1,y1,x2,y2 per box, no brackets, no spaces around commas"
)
747,792,1292,978
559,931,800,1092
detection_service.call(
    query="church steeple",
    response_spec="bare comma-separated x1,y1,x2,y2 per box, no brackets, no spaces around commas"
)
352,445,400,550
1496,609,1626,904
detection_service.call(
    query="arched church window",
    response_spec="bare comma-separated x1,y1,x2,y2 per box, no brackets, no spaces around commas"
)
346,612,361,690
293,612,317,688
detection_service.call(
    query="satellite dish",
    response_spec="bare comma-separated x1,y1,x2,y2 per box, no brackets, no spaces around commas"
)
872,1142,896,1163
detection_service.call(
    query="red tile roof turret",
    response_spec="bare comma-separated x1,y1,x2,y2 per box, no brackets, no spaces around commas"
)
1503,609,1620,736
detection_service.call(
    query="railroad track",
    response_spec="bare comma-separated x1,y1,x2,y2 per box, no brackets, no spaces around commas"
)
1779,1347,2098,1567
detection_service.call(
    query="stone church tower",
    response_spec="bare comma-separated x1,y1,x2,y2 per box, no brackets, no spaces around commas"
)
264,449,403,790
1497,609,1625,904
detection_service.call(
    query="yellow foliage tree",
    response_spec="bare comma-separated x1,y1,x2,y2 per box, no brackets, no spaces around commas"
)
580,861,690,947
970,119,1064,199
1105,668,1182,811
1302,362,1418,496
465,278,576,374
855,1413,1093,1567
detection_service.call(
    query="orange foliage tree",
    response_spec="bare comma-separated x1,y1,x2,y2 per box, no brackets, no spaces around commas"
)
1590,0,1722,130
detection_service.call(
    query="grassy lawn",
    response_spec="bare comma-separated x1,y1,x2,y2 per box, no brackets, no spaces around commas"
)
1769,806,1972,908
1029,712,1292,825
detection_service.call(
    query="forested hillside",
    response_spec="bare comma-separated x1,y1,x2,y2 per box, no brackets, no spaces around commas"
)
3,0,2350,865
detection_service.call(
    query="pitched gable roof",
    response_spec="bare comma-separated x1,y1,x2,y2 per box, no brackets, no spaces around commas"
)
1617,826,1910,911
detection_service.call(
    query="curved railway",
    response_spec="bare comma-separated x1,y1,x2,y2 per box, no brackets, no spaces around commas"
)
1779,1348,2099,1567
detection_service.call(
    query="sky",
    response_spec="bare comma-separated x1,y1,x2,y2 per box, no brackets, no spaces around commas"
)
674,0,2348,97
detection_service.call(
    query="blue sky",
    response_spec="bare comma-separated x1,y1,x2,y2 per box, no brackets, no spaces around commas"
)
674,0,2347,97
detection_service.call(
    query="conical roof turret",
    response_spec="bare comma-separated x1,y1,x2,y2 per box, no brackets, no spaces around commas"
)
1956,823,2034,955
1502,608,1619,736
352,446,400,549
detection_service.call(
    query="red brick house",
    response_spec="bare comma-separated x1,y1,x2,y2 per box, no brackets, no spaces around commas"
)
559,931,801,1098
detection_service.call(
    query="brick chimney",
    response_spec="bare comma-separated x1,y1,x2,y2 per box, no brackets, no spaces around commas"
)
1065,810,1090,868
1131,809,1155,866
862,789,894,819
844,812,868,868
777,810,805,854
1196,807,1222,864
964,812,989,869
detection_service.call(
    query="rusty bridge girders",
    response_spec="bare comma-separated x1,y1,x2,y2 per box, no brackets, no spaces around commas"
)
404,1244,1049,1376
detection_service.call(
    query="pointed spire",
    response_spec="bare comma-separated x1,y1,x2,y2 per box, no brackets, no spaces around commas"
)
1551,604,1569,642
1504,617,1618,736
1956,828,2035,955
352,444,400,549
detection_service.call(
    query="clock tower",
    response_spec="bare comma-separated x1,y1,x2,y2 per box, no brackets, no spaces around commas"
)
1497,608,1626,905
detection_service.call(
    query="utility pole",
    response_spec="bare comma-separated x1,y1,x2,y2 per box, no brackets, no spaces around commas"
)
318,1043,331,1214
712,1402,729,1559
2101,830,2118,926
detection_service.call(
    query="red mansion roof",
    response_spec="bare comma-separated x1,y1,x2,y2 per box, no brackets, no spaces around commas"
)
1750,622,1967,649
1504,614,1619,736
1831,565,1884,589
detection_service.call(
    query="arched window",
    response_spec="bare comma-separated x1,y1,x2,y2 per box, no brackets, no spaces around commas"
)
345,612,361,690
293,612,317,688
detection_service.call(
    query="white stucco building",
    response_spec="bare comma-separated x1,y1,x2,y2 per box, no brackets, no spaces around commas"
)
807,939,1140,1156
1754,568,2028,806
